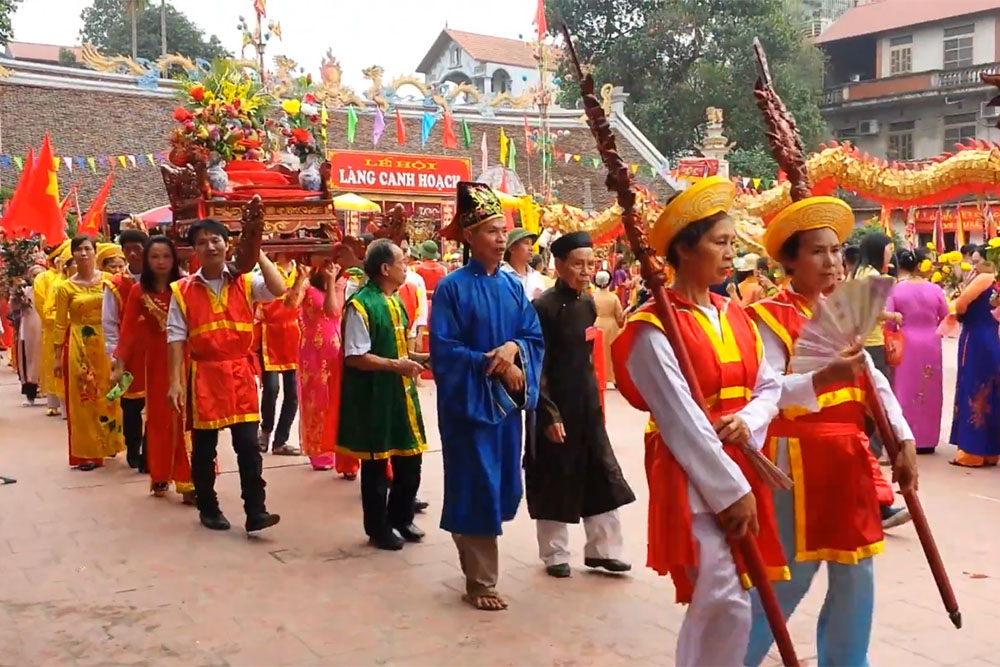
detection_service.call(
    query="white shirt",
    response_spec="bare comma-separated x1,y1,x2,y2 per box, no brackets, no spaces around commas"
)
625,303,801,515
102,271,141,357
500,263,546,301
405,268,428,336
166,266,275,344
343,303,371,357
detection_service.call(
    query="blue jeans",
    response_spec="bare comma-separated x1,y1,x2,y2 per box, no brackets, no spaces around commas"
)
745,484,875,666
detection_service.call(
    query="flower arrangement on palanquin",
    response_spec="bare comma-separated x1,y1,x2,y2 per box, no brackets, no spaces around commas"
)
161,59,341,255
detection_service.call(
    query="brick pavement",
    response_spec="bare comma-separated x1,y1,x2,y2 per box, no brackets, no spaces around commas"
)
2,339,999,666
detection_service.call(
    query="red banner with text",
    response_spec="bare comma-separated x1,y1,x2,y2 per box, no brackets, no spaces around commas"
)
328,150,471,197
913,205,985,233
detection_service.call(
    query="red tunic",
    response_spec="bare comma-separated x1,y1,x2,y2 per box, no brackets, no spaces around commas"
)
117,288,192,491
750,289,885,564
257,265,300,371
415,260,447,296
108,273,146,398
171,273,259,430
611,292,788,604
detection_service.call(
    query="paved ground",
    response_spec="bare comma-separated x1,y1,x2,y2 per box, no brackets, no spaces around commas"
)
2,338,999,666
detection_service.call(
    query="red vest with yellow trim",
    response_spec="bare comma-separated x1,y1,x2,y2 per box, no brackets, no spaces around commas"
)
109,273,146,398
171,273,259,430
257,264,299,372
611,292,788,604
750,289,884,564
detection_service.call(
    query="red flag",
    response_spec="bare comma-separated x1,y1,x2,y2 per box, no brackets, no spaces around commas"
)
254,0,266,16
59,185,77,216
0,148,34,236
395,109,407,145
80,172,114,236
533,0,547,40
523,116,534,155
15,136,65,243
442,112,458,149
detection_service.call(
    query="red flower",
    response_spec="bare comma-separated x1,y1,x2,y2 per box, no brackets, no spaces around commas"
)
303,92,316,103
309,114,319,123
291,128,312,143
189,85,205,102
233,98,242,110
173,107,194,123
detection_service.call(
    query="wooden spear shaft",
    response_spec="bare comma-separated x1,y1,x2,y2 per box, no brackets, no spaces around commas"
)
559,24,799,667
864,367,962,629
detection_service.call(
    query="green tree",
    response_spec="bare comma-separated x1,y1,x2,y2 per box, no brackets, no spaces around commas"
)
728,146,778,181
80,0,229,65
0,0,22,47
123,0,149,60
550,0,829,161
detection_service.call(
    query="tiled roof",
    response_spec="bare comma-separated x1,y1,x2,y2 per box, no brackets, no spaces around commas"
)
417,29,560,73
816,0,1000,43
5,41,82,63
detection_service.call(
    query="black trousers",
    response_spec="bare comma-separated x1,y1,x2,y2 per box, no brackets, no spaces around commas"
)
191,421,267,517
121,397,146,471
864,345,893,458
21,382,37,401
360,454,422,538
260,369,298,446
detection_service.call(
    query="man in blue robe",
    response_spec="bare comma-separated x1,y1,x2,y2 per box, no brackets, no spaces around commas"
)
431,182,544,612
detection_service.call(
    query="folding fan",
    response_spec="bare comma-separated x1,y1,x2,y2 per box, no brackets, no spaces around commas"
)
789,276,896,374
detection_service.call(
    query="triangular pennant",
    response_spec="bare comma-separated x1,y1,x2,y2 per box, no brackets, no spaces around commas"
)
573,154,581,162
564,153,572,164
630,163,639,174
87,157,97,173
591,157,601,168
118,155,128,168
128,155,137,168
146,153,155,165
66,158,73,173
752,178,762,189
12,156,22,170
53,157,61,171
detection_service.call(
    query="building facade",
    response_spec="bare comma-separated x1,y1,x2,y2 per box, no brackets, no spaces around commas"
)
818,0,1000,161
416,29,556,99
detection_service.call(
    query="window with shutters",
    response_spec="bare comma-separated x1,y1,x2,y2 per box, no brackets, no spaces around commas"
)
889,35,912,75
944,112,977,150
943,24,974,70
888,121,914,160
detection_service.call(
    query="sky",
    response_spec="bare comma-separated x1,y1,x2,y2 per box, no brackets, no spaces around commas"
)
12,0,545,87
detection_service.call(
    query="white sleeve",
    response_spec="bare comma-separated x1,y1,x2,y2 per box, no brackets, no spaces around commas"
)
625,325,750,514
759,323,820,411
345,280,360,300
866,353,915,442
342,304,372,357
736,358,781,451
250,271,276,304
166,295,188,344
102,286,120,358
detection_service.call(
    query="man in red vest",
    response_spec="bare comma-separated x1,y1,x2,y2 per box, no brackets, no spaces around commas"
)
103,228,149,470
414,240,447,299
167,219,289,533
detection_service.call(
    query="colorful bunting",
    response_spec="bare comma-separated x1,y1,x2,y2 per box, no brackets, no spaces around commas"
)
480,132,488,172
461,119,472,149
346,106,358,144
372,106,386,146
507,138,517,170
499,128,509,166
395,108,407,145
420,111,437,147
442,112,458,149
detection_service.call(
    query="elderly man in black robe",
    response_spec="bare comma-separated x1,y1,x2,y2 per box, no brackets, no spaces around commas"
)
526,231,636,578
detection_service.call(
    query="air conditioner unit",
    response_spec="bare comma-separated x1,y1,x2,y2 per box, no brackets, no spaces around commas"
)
857,120,881,135
981,101,1000,120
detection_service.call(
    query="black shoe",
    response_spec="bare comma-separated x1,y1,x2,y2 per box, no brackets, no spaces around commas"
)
546,563,571,578
245,512,281,533
369,529,404,551
200,512,231,531
413,498,429,514
584,558,632,573
75,462,98,471
395,523,425,542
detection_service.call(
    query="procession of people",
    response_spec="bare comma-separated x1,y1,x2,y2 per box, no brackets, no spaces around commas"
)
3,157,992,666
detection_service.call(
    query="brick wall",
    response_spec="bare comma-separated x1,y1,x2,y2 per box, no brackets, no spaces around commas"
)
0,81,669,216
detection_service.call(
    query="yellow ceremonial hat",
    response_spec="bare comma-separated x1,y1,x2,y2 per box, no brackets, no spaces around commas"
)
47,239,70,261
763,196,854,260
96,243,125,266
650,176,736,256
58,245,72,264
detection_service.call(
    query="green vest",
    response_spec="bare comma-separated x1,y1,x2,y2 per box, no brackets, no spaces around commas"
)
338,281,427,459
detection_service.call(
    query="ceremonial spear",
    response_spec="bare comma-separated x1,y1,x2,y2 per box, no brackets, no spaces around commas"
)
559,25,800,667
751,38,961,630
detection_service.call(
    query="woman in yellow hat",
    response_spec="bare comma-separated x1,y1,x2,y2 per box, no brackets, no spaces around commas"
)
609,176,788,667
96,243,127,276
34,240,70,416
52,235,124,469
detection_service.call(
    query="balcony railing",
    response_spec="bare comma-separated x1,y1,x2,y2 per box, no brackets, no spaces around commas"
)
822,62,1000,107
